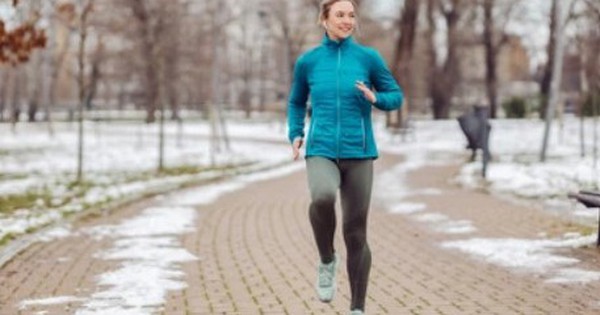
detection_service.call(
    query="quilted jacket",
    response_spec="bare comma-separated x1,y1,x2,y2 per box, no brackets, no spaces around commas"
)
287,34,404,159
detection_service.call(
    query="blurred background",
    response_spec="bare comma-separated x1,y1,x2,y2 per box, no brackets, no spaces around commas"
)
0,0,598,125
1,0,600,244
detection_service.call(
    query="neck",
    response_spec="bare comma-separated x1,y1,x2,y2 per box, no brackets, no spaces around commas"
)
326,31,341,42
326,31,352,43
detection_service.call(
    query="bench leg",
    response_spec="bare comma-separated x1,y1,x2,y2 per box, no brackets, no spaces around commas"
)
597,208,600,247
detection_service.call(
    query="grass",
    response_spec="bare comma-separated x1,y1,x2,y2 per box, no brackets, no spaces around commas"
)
0,160,259,249
0,161,252,217
0,233,15,247
156,163,250,177
0,173,28,181
115,162,254,183
0,190,53,215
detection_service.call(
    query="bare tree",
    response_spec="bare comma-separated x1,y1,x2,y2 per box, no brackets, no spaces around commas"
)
84,35,104,110
390,0,420,128
582,0,600,93
127,0,161,123
427,0,471,119
208,0,233,164
480,0,521,118
26,51,43,122
539,0,558,119
9,66,22,132
0,69,8,121
540,0,569,162
43,1,75,136
269,0,319,98
163,5,181,121
75,0,94,183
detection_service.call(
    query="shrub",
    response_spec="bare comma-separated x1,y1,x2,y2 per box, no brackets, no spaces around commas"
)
581,93,600,117
502,97,528,118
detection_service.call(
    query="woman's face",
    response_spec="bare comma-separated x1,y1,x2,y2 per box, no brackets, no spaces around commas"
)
324,1,356,41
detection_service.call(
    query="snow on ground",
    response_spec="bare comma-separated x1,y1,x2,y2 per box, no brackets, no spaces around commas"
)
442,234,600,283
4,114,600,310
378,116,600,221
77,207,198,314
375,116,600,284
17,158,304,314
0,119,290,243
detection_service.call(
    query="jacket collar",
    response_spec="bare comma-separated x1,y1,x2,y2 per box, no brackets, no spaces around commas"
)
321,33,354,48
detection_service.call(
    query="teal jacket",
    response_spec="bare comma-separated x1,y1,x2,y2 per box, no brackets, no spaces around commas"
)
287,34,403,160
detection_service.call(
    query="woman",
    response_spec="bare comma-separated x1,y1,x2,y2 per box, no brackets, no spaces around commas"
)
286,1,403,314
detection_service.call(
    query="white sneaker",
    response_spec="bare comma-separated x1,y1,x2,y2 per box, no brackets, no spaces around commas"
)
316,253,339,302
349,310,364,315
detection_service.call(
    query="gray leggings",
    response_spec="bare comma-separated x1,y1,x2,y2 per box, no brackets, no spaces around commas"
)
306,156,373,311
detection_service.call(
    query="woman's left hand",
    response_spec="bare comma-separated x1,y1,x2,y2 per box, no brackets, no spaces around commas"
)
355,81,377,104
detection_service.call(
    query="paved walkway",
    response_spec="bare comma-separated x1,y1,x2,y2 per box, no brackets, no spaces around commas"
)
1,154,600,314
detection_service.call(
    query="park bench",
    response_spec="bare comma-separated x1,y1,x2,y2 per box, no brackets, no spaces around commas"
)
568,190,600,247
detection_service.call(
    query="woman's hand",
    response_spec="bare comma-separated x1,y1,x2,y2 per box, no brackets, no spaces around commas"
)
292,138,303,160
355,81,377,104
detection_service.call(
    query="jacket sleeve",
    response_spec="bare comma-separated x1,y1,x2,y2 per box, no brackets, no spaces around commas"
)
369,50,404,111
287,55,310,143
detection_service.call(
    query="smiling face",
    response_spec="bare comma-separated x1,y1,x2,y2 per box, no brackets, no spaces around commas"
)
322,0,356,41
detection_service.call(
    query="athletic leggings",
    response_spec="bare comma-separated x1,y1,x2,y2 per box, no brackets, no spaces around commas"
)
306,156,373,311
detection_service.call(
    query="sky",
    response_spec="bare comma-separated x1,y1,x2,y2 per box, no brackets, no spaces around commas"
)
3,114,600,313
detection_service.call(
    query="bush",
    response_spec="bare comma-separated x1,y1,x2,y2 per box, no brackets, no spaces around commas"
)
581,93,600,117
502,97,528,118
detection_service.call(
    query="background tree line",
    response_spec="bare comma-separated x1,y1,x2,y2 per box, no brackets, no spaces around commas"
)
0,0,598,128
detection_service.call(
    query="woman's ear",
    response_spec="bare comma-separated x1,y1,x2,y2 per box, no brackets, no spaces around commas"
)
322,21,328,30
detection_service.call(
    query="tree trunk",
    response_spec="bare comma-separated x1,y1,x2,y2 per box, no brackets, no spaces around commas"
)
46,23,71,136
76,2,92,183
130,0,159,123
540,0,558,119
85,39,103,110
0,69,8,122
10,67,21,132
483,0,498,118
390,0,419,128
428,0,462,119
27,54,43,122
164,8,180,121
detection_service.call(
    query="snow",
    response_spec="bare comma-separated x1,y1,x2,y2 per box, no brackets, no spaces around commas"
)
373,116,600,283
81,207,197,314
0,119,290,242
442,234,600,283
16,148,309,314
19,296,85,309
4,115,600,310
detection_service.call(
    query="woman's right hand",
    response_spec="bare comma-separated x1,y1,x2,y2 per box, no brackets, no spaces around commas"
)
292,138,303,160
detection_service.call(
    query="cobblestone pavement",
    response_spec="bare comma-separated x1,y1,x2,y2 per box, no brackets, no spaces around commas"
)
1,154,600,314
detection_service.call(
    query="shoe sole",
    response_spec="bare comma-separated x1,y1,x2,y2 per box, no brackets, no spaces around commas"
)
317,254,339,303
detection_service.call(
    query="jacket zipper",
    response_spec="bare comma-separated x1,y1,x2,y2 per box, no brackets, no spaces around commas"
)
361,118,366,151
336,47,341,158
308,117,317,150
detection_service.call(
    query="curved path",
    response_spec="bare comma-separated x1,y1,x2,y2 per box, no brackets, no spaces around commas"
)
1,154,600,314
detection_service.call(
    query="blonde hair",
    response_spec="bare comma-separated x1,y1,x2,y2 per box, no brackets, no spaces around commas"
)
318,0,359,23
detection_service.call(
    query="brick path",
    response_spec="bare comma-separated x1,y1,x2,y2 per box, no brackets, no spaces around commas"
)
1,153,600,314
